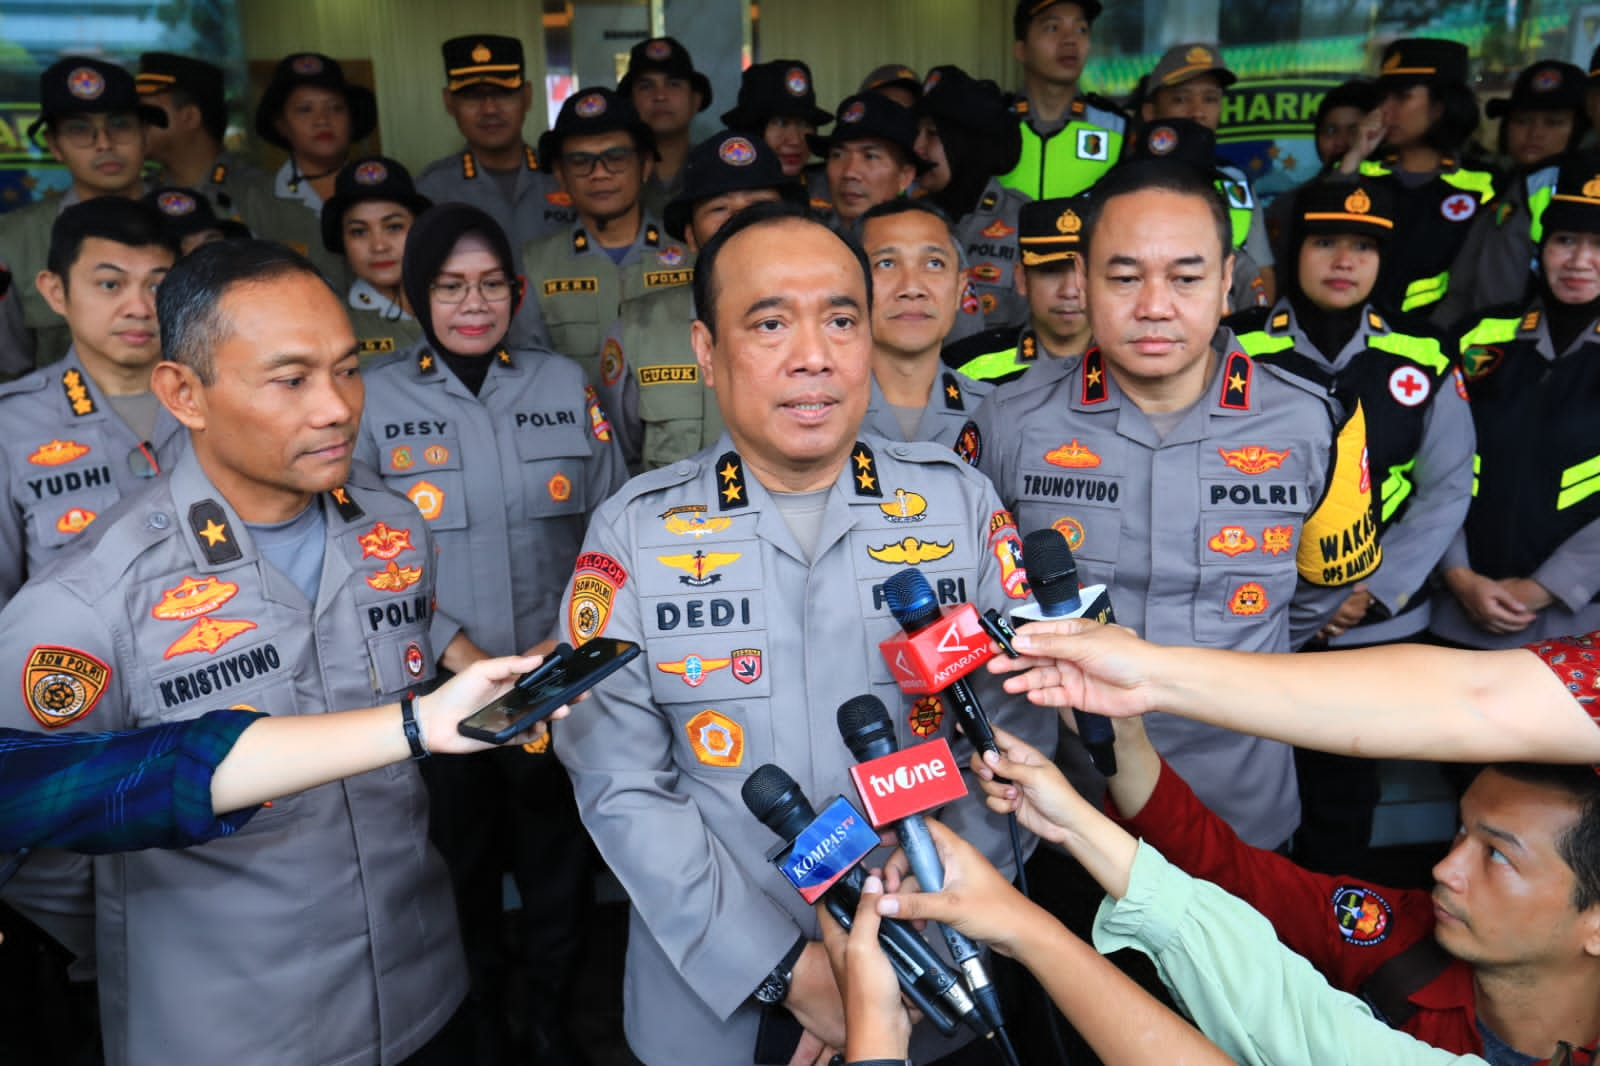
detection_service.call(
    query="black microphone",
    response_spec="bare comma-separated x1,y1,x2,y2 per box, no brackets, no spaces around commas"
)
1013,528,1118,775
837,695,1007,1033
882,569,1000,758
740,764,990,1040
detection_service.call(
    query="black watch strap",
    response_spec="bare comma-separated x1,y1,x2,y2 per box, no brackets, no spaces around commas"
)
753,934,808,1004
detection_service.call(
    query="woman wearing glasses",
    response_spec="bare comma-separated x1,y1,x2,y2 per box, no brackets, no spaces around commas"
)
319,155,430,362
243,53,376,284
355,200,627,1062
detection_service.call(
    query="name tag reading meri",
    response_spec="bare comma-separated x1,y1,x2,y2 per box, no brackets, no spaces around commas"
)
768,795,879,903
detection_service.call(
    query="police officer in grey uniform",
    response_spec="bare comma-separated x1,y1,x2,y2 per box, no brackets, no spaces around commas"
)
598,129,805,472
943,196,1093,386
0,240,481,1066
916,65,1031,333
555,202,1054,1066
520,87,692,385
320,155,430,361
135,52,269,221
971,160,1375,849
0,56,166,371
858,200,993,452
415,35,576,256
358,203,626,1065
0,199,186,608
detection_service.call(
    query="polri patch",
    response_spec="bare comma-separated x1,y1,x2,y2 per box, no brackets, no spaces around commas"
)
25,645,111,728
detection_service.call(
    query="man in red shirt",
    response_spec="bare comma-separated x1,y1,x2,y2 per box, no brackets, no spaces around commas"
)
1082,710,1600,1063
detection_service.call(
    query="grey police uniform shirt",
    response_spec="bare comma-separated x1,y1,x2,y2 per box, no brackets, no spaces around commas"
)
414,145,577,259
518,215,694,386
0,347,188,606
862,367,993,451
346,279,423,363
0,188,104,370
236,161,350,287
971,335,1356,848
954,177,1030,333
596,284,725,473
0,447,466,1066
554,433,1054,1066
1433,163,1553,331
1252,302,1476,647
356,343,628,655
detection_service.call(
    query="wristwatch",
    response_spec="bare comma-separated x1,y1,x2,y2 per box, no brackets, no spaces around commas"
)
753,935,808,1005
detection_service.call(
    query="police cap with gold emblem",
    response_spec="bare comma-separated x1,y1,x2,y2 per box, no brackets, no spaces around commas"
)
1296,179,1394,243
860,64,923,103
1018,196,1085,267
1012,0,1103,40
664,130,807,241
1376,39,1469,89
722,59,833,131
1541,150,1600,237
441,35,525,93
30,56,167,139
1149,42,1237,91
136,52,226,112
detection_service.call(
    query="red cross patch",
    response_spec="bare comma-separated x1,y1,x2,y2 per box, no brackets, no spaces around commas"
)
1440,193,1476,222
1388,365,1431,407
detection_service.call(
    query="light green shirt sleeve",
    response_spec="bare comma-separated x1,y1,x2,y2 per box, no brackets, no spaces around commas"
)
1091,841,1487,1066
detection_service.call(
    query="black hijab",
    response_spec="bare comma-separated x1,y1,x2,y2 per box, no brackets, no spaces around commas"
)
401,202,520,393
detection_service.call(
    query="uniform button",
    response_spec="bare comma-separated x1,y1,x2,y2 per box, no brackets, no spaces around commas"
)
888,444,911,458
147,512,171,531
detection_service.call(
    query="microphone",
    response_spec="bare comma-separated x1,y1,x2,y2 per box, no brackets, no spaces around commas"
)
1012,529,1118,775
838,695,1007,1033
741,764,990,1040
881,568,1001,758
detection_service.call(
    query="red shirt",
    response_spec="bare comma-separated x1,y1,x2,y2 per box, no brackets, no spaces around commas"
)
1115,760,1592,1063
1527,633,1600,739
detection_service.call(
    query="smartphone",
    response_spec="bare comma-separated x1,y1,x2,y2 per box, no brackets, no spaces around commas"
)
456,638,641,744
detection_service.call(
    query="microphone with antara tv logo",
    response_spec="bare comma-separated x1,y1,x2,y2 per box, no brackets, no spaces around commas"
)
740,764,994,1042
838,695,1009,1037
1012,528,1118,775
880,568,1004,759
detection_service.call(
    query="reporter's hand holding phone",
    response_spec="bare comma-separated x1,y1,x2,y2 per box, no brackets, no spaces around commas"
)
421,653,572,754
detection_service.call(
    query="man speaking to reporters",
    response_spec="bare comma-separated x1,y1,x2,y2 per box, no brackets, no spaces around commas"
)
555,201,1054,1066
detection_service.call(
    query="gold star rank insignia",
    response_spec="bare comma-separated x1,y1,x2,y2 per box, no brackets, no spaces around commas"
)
1081,349,1108,405
327,485,365,522
418,353,434,372
850,442,882,498
941,371,966,411
715,451,748,511
1219,351,1252,410
188,500,243,565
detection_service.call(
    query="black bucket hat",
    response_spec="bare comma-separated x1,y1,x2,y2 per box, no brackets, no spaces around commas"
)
143,186,251,243
721,59,833,130
807,93,928,170
663,130,808,241
29,57,167,139
537,87,658,167
919,65,1023,174
1486,60,1586,119
320,156,433,255
253,53,378,150
1131,117,1218,171
618,37,712,112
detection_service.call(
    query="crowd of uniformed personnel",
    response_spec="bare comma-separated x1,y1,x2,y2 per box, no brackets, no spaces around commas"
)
1,2,1599,1064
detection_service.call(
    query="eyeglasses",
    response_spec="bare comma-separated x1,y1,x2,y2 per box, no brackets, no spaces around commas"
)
54,114,142,149
430,277,513,304
561,146,638,176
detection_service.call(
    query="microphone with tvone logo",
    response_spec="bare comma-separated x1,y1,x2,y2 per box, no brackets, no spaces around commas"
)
879,568,1004,759
838,695,1008,1037
1012,527,1118,775
740,764,993,1041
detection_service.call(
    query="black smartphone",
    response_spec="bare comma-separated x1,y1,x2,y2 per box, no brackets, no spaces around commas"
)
456,638,641,744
